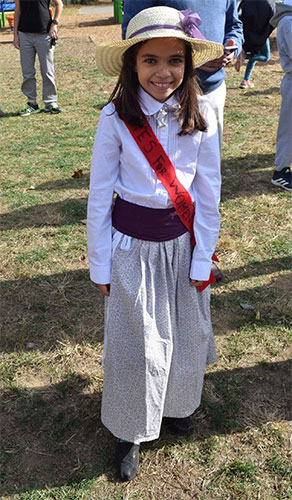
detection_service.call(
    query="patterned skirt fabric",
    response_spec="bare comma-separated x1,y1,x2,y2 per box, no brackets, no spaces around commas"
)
101,231,217,444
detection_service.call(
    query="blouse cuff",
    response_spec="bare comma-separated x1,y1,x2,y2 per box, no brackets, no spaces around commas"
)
89,264,111,285
189,257,212,281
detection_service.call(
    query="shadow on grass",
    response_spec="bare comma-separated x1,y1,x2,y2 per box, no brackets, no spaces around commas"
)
36,174,90,192
78,17,118,27
0,359,291,496
0,197,88,230
217,256,292,283
235,86,280,96
220,153,279,199
0,270,104,353
1,255,291,354
0,111,22,118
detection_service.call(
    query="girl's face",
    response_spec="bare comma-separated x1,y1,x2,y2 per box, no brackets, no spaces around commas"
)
135,37,186,103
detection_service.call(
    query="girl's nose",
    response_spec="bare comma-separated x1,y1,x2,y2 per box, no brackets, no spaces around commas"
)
156,65,171,78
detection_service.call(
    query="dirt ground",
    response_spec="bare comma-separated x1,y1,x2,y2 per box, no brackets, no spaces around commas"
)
0,12,122,44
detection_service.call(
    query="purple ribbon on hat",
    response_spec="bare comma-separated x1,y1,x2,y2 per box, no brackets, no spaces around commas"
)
179,9,205,40
128,9,205,40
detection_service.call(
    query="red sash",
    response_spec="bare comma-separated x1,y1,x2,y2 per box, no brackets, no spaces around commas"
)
120,112,218,292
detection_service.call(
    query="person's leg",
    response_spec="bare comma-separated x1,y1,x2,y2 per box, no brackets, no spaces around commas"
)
241,41,271,89
205,81,226,152
272,74,292,191
19,32,38,103
244,58,257,82
255,38,271,62
35,33,58,108
239,53,256,88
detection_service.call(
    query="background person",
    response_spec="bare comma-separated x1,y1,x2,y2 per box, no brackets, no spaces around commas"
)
13,0,63,116
88,6,222,481
237,0,275,89
270,0,292,191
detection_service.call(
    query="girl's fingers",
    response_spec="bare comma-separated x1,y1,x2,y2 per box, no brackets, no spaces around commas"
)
189,279,204,288
97,284,110,296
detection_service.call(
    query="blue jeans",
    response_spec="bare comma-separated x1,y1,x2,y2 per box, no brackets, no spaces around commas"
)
244,39,270,81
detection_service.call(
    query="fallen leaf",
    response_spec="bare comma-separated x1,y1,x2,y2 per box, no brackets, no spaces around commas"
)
72,169,83,178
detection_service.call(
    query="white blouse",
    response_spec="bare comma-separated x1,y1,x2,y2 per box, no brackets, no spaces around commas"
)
87,87,221,283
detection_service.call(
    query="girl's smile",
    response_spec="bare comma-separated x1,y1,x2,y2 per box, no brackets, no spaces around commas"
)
135,37,186,102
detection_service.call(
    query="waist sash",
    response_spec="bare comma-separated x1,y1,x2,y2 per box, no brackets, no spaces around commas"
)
112,196,188,242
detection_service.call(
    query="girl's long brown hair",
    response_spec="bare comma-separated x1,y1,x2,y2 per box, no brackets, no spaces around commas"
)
108,40,207,136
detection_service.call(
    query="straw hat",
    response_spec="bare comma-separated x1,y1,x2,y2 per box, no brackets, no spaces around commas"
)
96,6,223,76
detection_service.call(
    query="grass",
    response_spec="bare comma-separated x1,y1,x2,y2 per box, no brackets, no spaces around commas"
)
0,12,292,500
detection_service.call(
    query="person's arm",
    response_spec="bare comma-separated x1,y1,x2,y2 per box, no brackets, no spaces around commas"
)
13,0,21,49
223,0,243,58
49,0,63,40
87,104,121,293
200,0,243,72
122,0,156,39
189,101,221,282
281,17,292,60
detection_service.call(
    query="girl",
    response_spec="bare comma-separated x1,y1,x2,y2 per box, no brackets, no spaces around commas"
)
87,6,223,482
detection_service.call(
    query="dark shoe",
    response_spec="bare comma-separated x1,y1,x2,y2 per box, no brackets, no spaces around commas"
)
115,441,140,481
44,104,62,114
18,102,41,116
211,262,223,282
271,167,292,192
163,416,194,436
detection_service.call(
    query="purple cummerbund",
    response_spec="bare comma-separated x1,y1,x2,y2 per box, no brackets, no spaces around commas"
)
112,196,188,242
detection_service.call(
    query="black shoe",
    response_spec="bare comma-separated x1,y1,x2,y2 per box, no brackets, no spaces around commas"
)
271,167,292,191
44,104,62,114
163,416,194,436
115,441,140,481
211,262,223,282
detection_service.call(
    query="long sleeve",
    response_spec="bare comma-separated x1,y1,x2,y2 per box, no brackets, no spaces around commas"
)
190,104,221,281
277,16,292,71
224,0,244,57
87,107,121,284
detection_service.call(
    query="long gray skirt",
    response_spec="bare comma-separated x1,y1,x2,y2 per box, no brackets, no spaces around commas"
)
101,231,217,444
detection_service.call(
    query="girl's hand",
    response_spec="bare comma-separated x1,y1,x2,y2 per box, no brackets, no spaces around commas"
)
189,279,204,288
97,284,110,296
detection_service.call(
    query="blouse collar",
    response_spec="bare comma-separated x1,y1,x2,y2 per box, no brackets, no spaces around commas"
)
138,86,179,117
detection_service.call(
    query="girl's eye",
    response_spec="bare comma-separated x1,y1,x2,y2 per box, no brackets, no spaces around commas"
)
144,58,157,64
170,58,184,64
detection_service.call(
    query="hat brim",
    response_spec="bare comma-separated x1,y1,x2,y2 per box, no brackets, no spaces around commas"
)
96,32,223,76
